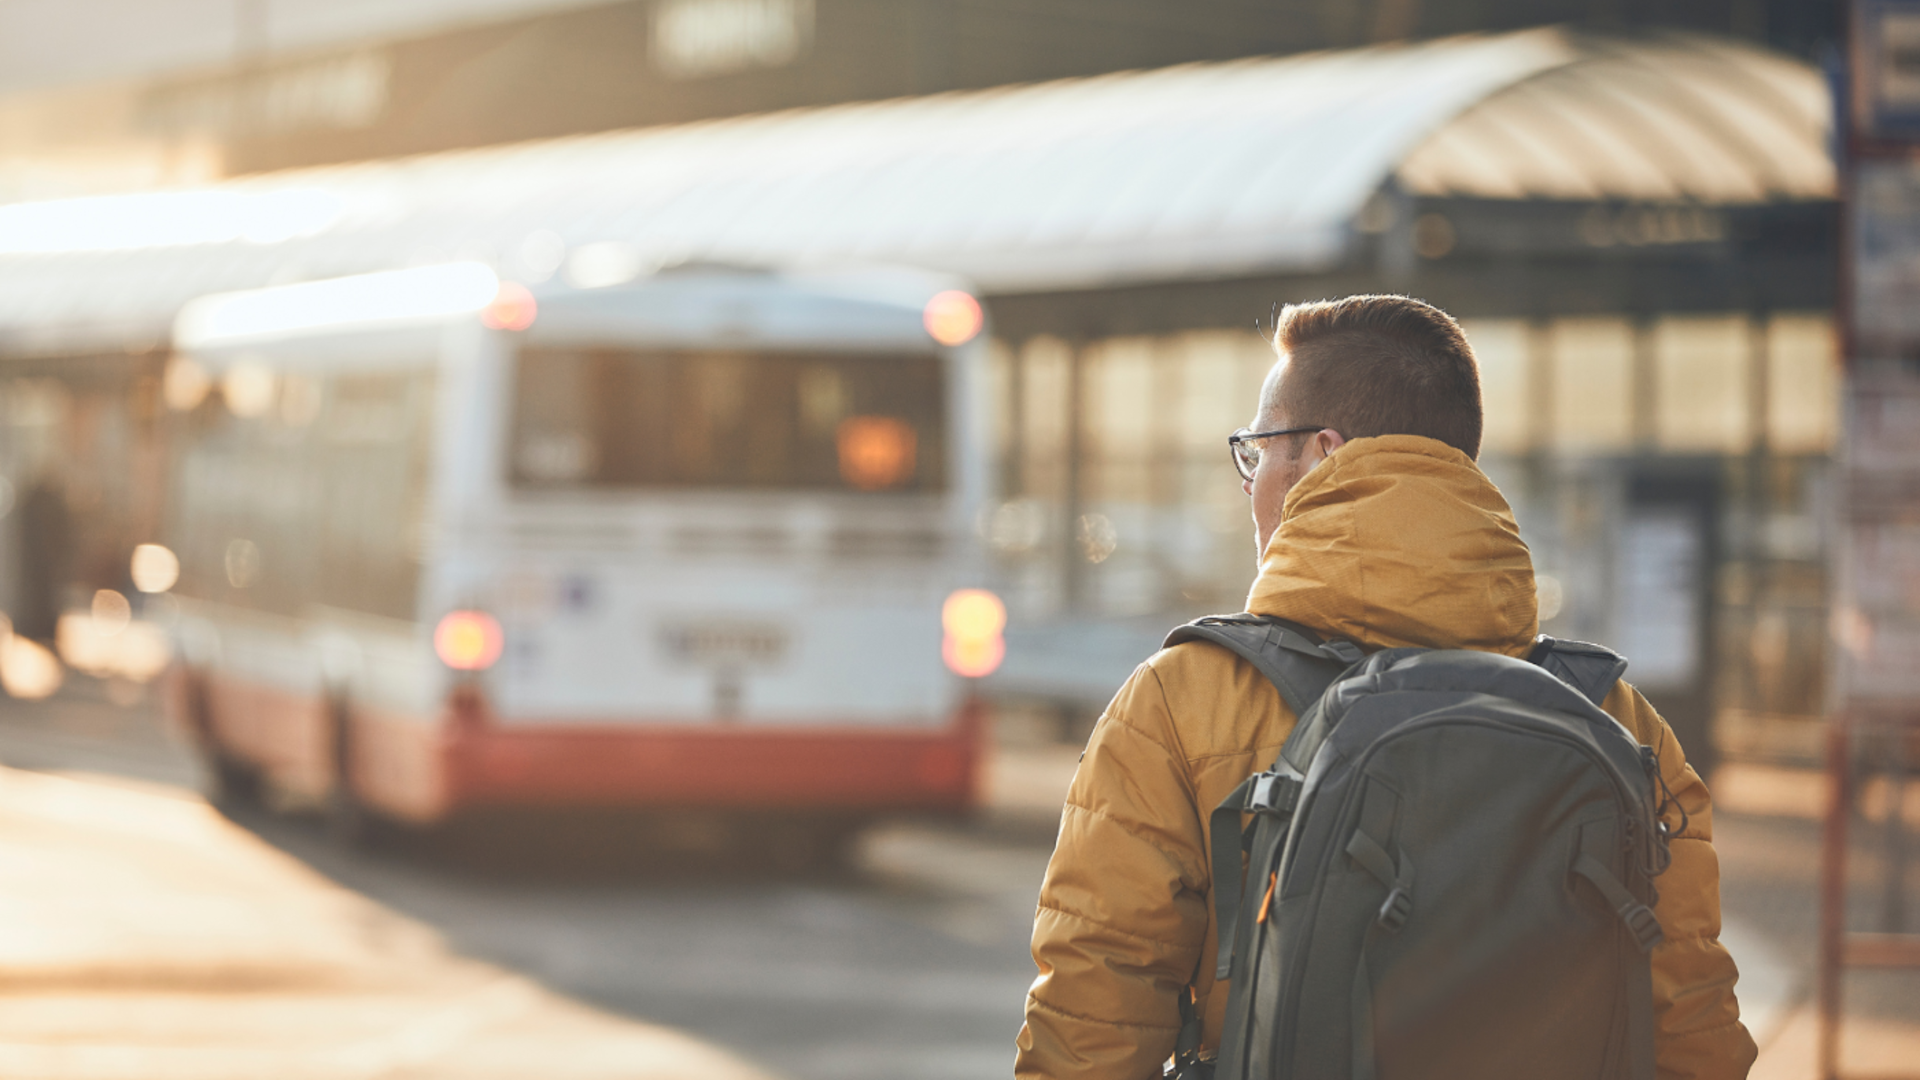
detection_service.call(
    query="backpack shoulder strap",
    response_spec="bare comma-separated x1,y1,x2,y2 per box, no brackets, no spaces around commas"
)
1167,615,1369,991
1527,635,1629,708
1163,613,1364,720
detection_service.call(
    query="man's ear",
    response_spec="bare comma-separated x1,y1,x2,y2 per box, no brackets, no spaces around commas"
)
1316,429,1347,458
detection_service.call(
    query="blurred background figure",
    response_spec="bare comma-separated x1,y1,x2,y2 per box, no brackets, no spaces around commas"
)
15,470,71,642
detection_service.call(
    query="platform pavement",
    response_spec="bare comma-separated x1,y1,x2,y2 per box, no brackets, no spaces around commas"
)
0,762,778,1080
1712,764,1920,1079
6,681,1913,1079
986,743,1920,1078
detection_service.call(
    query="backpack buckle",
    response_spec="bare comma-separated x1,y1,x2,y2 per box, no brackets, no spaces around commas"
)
1247,772,1302,816
1320,640,1365,665
1377,887,1412,932
1621,902,1664,952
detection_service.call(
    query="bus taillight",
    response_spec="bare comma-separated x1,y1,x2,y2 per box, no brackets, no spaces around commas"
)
435,610,504,671
481,281,537,331
922,290,982,347
941,588,1005,678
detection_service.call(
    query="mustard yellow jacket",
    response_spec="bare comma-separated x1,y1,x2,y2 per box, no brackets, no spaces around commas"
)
1015,435,1756,1080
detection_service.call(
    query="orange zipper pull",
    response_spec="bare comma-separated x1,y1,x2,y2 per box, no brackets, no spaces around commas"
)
1255,870,1278,923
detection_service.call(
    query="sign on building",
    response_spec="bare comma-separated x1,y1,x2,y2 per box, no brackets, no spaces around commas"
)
1855,0,1920,140
650,0,815,79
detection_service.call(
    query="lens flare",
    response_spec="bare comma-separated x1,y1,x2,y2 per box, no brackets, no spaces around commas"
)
435,610,504,671
54,608,171,683
942,589,1007,640
836,416,917,490
224,538,261,588
131,544,181,594
942,633,1006,679
923,290,983,347
481,281,538,331
163,357,212,411
1,632,64,700
222,363,277,418
941,588,1006,678
91,590,132,634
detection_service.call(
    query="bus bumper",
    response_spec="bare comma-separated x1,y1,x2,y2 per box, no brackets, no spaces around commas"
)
435,690,985,818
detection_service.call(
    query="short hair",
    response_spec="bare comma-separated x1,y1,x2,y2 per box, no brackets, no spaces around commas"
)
1266,295,1483,460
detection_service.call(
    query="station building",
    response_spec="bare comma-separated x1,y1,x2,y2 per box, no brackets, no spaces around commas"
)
0,1,1835,190
0,12,1839,768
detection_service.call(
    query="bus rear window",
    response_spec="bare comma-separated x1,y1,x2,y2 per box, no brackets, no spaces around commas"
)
510,348,946,493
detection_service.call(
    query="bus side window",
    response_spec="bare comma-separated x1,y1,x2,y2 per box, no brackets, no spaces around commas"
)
167,370,323,617
513,349,598,484
316,372,433,621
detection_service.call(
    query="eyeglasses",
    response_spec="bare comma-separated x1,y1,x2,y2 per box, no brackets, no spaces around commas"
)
1228,426,1327,482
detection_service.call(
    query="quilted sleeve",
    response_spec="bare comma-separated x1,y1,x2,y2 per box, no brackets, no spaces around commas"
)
1603,682,1759,1080
1016,662,1210,1080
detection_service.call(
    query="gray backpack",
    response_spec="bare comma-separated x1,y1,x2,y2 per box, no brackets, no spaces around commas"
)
1161,614,1675,1080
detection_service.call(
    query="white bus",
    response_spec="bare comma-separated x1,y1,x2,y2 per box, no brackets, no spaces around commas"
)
161,260,1001,848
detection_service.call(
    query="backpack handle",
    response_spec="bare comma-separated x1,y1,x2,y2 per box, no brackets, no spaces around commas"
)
1527,635,1628,708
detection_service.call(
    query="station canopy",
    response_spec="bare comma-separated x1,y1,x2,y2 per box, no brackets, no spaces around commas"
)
0,25,1833,354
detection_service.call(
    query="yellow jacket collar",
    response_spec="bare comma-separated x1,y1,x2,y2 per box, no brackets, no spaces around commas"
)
1245,434,1539,656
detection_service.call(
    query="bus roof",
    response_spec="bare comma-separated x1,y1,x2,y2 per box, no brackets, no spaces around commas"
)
176,261,977,363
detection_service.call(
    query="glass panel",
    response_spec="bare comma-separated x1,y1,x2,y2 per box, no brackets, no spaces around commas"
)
1614,508,1703,690
986,337,1014,478
1174,330,1253,454
169,368,434,621
511,348,946,493
1018,335,1071,501
315,373,433,619
1550,317,1633,452
1767,313,1839,455
1085,336,1155,503
1655,315,1749,453
1460,319,1530,455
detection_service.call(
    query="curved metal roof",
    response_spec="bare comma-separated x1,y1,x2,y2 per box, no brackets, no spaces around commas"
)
1395,33,1832,202
0,27,1831,354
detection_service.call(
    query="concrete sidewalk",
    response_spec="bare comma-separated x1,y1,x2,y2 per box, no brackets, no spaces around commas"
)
1713,763,1920,1080
0,763,778,1080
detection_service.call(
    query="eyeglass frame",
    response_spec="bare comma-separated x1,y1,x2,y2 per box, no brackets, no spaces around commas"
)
1227,425,1329,482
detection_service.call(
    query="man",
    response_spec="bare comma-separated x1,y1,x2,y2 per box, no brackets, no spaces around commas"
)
1014,295,1756,1079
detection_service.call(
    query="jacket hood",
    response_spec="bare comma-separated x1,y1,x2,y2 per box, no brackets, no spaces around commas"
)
1245,434,1538,656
